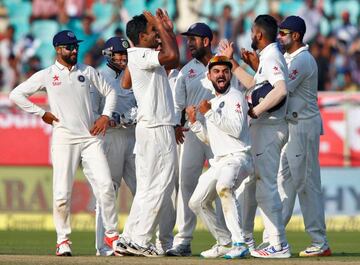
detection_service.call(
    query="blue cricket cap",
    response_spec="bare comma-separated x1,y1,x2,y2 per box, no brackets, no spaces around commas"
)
181,22,213,41
279,16,306,36
53,30,83,47
104,37,130,53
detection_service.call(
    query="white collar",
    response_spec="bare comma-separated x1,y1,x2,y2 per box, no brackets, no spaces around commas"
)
284,45,309,60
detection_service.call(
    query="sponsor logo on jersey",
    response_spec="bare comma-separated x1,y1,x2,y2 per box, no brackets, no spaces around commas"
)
235,102,241,112
78,75,85,82
188,68,196,78
52,75,61,86
273,65,281,75
289,69,298,80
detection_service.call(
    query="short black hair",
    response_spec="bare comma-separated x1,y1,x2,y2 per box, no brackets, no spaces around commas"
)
254,15,278,43
126,14,148,45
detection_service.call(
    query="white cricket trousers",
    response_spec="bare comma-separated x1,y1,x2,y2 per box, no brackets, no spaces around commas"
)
189,152,253,244
51,138,118,244
278,115,328,247
94,128,137,252
174,129,217,246
124,125,177,247
250,121,288,247
236,174,257,239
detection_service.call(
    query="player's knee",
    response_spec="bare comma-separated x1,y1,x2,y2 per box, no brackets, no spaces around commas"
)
188,197,201,214
216,183,231,199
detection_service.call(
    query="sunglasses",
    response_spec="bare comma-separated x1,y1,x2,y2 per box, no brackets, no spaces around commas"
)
59,44,79,51
278,29,293,36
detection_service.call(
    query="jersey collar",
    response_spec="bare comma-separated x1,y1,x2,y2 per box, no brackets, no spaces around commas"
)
55,60,78,71
284,44,309,60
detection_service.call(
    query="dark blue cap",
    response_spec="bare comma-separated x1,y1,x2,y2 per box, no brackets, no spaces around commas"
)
251,82,286,112
181,22,213,41
104,37,130,53
52,30,83,47
279,16,306,36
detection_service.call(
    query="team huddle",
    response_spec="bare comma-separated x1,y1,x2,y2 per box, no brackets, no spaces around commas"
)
9,8,331,259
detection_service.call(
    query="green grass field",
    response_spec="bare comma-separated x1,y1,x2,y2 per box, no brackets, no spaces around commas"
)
0,230,359,265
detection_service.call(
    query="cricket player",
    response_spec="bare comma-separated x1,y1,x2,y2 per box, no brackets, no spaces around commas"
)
9,30,122,256
187,56,254,259
167,22,231,257
276,16,331,257
90,36,137,256
219,15,291,258
118,9,179,257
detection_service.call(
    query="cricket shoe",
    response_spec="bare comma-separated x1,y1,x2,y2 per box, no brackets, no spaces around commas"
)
299,245,332,257
96,246,115,256
200,244,232,258
166,244,192,257
244,237,256,253
223,242,249,259
251,242,291,258
56,240,72,256
103,235,124,256
126,242,164,257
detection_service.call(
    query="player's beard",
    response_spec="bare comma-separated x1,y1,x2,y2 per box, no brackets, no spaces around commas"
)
191,46,206,61
251,37,259,51
279,37,292,52
62,53,78,66
211,78,230,94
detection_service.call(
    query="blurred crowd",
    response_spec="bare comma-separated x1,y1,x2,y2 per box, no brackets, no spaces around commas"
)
0,0,359,94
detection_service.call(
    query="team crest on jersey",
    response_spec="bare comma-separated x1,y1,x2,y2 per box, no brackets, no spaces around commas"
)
188,68,196,78
289,69,298,80
78,75,85,82
52,75,61,86
219,101,225,108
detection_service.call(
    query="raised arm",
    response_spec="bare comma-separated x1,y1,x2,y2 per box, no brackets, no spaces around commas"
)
218,39,255,89
143,9,179,68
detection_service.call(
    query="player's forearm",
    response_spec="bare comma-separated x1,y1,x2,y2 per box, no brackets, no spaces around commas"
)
205,110,242,138
253,80,287,116
231,60,255,89
9,87,45,117
157,25,179,68
189,120,210,145
102,87,117,117
121,67,132,89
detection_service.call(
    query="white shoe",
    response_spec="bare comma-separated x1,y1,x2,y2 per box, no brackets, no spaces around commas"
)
299,245,332,257
96,246,115,256
104,235,124,256
126,242,164,257
56,240,72,256
251,242,291,259
200,244,231,258
223,243,249,259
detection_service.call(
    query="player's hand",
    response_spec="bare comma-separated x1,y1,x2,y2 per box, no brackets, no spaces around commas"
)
42,111,59,125
156,8,173,31
185,105,197,124
240,48,259,71
247,105,258,119
218,39,234,59
143,10,161,28
198,100,211,115
90,115,110,136
175,126,189,144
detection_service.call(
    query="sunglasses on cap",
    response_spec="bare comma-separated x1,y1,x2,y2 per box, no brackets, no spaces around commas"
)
278,29,293,36
58,43,79,51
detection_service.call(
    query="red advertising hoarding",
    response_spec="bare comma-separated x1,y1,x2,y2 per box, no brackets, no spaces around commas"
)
1,93,360,167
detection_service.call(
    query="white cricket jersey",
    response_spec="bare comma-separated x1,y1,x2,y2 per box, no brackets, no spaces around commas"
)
190,87,251,157
91,67,137,131
284,45,320,120
174,58,214,124
127,47,176,127
9,61,116,144
253,42,288,124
